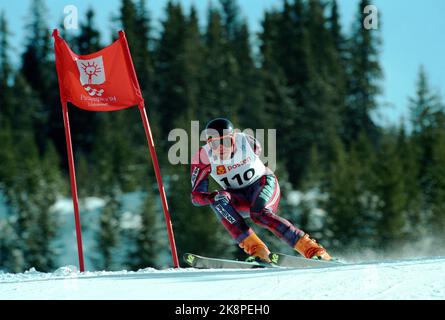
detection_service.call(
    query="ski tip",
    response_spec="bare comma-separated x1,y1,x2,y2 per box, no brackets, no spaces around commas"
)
183,253,197,267
269,253,281,264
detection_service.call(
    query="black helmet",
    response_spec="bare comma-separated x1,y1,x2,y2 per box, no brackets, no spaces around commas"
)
205,118,234,139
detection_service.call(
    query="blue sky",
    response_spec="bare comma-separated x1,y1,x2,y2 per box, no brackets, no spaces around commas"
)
1,0,445,127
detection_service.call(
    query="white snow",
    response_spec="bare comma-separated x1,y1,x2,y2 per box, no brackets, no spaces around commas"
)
50,196,106,215
1,257,444,300
120,211,142,230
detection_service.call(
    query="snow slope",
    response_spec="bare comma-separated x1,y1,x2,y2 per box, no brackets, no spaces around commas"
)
1,256,444,300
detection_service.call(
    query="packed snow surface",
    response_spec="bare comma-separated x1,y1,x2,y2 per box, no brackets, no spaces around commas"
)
1,256,444,300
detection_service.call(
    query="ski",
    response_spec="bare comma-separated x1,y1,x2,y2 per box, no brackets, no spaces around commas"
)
184,252,343,270
269,252,343,268
183,253,278,269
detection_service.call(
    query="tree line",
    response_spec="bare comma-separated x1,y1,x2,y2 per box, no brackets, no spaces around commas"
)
0,0,444,272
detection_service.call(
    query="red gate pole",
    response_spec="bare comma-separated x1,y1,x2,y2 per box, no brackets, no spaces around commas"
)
138,103,179,268
61,101,85,272
118,30,179,268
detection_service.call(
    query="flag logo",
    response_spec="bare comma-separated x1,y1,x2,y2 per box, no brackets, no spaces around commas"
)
76,56,106,85
216,165,227,175
84,86,104,97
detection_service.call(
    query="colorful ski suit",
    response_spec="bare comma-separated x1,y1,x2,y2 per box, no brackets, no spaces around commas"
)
191,132,304,247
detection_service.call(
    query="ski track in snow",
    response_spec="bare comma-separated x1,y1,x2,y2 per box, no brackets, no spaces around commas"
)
1,257,445,299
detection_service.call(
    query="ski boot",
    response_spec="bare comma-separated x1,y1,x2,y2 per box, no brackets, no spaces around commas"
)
239,232,271,263
294,233,332,261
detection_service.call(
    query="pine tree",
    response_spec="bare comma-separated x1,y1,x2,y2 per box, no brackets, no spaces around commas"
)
328,0,348,141
119,0,154,69
329,0,346,55
77,8,101,54
409,66,444,202
7,133,61,272
345,0,382,146
179,5,204,125
0,11,13,131
21,0,53,98
135,0,154,94
410,66,443,134
152,1,187,145
96,189,121,270
0,16,39,271
218,0,262,129
200,6,239,122
92,112,140,194
374,132,408,250
0,11,62,269
0,15,35,143
76,152,93,198
301,145,324,191
258,10,295,181
303,0,342,165
0,123,16,193
429,126,445,250
0,11,11,87
0,121,25,272
278,0,310,99
119,0,139,46
7,73,43,145
349,131,380,248
396,123,424,240
261,0,342,187
298,145,324,234
32,142,65,270
21,0,60,153
232,21,268,131
126,187,161,269
0,218,25,273
219,0,241,42
324,131,371,251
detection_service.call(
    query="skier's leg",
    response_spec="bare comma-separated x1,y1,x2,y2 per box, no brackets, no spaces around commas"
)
249,175,305,247
249,175,332,260
210,191,271,262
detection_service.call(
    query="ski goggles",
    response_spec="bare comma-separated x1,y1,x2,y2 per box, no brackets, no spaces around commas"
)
207,135,234,150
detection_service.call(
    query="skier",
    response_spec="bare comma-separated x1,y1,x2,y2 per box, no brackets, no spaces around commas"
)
190,118,332,263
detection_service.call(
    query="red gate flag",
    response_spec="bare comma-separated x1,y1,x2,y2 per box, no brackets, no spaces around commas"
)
52,29,179,271
53,30,143,111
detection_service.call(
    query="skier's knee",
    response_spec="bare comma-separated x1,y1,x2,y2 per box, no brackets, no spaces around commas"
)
250,208,270,224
